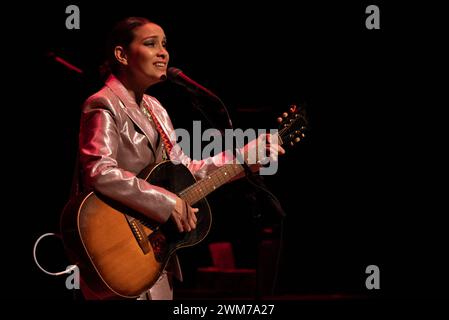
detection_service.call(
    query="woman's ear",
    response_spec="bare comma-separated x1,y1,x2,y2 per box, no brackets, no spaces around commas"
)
114,46,128,66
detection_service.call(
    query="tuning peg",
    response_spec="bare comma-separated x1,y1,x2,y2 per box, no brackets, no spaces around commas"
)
282,112,288,118
290,141,294,146
295,137,301,143
277,117,283,123
289,104,298,113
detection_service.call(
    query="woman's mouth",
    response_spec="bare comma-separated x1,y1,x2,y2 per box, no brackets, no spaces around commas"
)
154,62,166,69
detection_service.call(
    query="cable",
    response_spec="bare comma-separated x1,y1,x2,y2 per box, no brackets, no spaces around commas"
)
245,172,287,218
214,91,287,295
270,217,285,296
188,82,288,296
33,233,77,276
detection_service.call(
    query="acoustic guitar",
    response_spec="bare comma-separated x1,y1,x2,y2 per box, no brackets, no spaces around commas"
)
60,105,308,299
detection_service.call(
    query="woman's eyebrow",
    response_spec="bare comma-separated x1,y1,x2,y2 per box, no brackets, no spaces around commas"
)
142,35,167,41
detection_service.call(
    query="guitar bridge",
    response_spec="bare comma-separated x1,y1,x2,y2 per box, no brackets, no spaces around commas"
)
125,215,151,254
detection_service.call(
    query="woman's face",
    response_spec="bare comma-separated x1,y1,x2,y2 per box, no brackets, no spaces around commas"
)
125,23,169,87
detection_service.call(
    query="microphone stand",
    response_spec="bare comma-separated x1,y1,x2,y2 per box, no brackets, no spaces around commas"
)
190,93,286,299
191,95,286,218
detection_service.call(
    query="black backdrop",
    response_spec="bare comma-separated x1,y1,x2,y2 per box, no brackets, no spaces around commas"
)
10,1,446,301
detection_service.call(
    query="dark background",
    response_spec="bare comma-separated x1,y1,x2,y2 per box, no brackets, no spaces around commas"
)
9,1,446,300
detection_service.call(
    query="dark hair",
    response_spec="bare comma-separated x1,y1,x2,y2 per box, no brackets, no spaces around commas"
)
100,17,152,77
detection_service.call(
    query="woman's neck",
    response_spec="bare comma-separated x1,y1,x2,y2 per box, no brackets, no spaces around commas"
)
117,73,146,106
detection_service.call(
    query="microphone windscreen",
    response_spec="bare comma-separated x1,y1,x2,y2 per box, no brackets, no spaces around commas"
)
167,67,183,80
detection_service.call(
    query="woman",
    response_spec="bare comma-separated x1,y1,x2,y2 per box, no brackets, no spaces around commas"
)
76,16,284,299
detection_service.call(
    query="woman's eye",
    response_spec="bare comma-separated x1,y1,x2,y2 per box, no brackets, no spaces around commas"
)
144,42,155,47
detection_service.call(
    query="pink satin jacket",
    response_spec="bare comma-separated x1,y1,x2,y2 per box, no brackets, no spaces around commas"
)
79,75,234,225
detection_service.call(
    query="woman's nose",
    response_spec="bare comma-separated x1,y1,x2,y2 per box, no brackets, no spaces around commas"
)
158,47,168,59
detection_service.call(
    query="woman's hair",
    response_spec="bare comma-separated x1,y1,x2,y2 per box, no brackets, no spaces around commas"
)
100,17,152,77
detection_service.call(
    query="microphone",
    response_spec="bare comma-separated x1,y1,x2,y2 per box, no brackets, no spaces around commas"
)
167,67,219,99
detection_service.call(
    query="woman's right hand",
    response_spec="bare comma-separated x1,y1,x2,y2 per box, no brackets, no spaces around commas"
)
170,197,198,232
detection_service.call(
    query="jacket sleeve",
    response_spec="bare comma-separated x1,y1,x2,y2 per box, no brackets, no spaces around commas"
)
158,107,236,180
171,144,236,180
79,97,176,223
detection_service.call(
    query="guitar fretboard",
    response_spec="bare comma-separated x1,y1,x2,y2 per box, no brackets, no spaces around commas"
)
178,163,244,205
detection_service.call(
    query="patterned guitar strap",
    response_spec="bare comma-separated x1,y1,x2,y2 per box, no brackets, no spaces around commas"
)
141,99,174,161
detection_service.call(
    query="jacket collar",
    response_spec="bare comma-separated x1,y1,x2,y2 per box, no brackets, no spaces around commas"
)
105,75,158,154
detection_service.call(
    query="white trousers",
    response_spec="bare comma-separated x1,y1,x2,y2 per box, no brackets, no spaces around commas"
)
137,271,173,300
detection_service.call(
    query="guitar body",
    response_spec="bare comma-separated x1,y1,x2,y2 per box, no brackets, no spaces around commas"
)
60,161,212,299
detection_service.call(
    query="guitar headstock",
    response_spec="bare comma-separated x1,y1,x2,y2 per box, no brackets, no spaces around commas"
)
277,104,308,147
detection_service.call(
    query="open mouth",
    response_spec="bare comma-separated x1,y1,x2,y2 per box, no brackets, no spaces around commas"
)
154,62,166,69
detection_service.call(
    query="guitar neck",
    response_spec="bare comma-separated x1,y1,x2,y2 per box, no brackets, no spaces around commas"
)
178,163,244,206
178,131,289,206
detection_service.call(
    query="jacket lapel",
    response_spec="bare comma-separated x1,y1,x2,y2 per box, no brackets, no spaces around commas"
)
105,75,158,154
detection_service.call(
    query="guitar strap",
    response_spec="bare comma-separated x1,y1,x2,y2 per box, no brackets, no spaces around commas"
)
141,99,174,160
